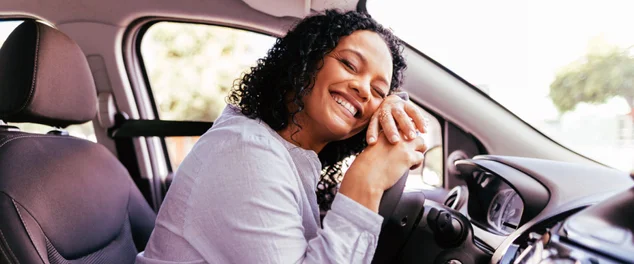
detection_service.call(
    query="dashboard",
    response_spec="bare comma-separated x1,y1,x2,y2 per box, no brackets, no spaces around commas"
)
384,154,633,264
466,171,524,235
448,155,634,263
487,188,522,235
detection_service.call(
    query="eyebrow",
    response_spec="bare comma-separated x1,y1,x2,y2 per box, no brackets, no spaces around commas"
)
339,48,390,93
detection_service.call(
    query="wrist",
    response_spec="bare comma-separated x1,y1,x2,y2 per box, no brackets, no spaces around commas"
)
339,167,384,212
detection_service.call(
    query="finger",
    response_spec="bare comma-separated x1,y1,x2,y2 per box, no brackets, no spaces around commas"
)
385,94,404,104
412,134,428,153
379,110,400,143
407,151,425,169
366,113,380,145
392,107,416,141
409,151,425,170
404,103,428,133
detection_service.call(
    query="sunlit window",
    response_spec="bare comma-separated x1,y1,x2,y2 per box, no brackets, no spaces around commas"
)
140,22,276,168
369,0,634,173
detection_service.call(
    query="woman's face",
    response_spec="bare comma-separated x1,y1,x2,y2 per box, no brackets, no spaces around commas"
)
300,30,393,143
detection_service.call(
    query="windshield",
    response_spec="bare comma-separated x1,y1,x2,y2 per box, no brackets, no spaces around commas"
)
369,0,634,173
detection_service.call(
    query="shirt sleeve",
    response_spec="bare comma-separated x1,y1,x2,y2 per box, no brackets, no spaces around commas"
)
182,133,383,264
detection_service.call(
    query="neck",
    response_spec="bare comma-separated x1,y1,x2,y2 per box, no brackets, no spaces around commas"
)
277,121,328,153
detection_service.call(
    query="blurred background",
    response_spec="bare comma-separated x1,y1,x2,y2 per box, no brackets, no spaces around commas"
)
368,0,634,173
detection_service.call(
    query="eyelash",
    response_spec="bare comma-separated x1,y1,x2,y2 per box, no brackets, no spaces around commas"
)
339,57,386,98
340,59,356,72
373,87,386,98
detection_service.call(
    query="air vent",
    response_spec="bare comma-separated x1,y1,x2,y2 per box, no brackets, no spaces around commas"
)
444,185,468,210
447,150,470,178
445,193,457,207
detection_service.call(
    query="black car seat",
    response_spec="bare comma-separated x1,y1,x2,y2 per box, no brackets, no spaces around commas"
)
0,20,156,264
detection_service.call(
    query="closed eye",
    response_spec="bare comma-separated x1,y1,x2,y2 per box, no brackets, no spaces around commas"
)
340,59,357,72
372,86,386,98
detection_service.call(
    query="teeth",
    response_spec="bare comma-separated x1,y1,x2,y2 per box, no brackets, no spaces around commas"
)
332,94,358,116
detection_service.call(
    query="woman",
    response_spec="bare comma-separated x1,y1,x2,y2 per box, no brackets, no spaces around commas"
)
137,10,427,264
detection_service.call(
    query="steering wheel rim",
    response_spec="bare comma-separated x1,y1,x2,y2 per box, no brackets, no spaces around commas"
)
374,170,430,263
378,171,409,227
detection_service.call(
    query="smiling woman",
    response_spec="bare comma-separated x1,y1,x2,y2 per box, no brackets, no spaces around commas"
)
139,20,444,188
225,10,411,213
280,30,394,150
137,10,427,264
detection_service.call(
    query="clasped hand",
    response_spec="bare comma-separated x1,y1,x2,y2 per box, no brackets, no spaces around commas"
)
338,94,428,212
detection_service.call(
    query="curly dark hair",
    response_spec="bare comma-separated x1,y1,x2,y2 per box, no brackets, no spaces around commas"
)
228,9,407,211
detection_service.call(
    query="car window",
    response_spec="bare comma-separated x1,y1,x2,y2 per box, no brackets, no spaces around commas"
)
140,22,276,168
0,20,96,142
140,21,444,187
369,0,634,173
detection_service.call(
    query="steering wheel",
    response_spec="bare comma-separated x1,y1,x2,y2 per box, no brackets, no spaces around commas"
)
374,171,427,263
378,171,409,226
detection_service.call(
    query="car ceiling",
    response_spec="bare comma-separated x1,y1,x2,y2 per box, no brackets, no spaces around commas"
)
0,0,356,29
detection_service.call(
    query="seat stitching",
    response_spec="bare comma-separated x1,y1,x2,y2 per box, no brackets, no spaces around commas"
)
0,192,21,264
0,134,92,150
0,134,24,146
12,199,46,264
45,213,132,262
0,229,18,264
12,23,40,116
1,161,130,262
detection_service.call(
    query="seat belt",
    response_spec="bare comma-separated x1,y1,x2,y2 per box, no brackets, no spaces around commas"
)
109,115,213,138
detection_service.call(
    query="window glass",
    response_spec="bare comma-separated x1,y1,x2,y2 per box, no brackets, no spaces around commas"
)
369,0,634,173
141,22,276,122
0,20,96,142
140,22,276,168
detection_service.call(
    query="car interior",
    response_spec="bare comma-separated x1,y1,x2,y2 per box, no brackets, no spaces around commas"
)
0,0,633,264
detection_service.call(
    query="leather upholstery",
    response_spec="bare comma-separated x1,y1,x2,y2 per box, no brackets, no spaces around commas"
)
0,133,156,263
0,20,156,264
0,20,97,128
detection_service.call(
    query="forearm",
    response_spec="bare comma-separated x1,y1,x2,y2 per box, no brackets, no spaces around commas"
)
303,194,383,264
338,167,383,213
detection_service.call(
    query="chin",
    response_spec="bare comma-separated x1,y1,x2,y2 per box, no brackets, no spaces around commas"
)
324,122,355,141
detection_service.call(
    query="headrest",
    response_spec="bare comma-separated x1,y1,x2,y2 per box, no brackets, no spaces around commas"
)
0,20,97,128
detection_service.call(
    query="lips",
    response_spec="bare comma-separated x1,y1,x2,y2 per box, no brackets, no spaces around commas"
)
331,92,359,117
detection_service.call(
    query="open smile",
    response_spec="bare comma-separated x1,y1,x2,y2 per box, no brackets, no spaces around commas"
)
331,92,360,118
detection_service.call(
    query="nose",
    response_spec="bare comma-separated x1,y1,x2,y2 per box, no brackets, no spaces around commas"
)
349,78,371,102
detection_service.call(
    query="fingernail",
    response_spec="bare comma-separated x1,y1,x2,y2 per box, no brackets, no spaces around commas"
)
391,135,400,142
409,131,416,139
368,137,376,143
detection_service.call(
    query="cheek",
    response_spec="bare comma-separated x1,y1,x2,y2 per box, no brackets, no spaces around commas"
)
315,59,349,87
354,99,383,129
365,99,384,118
310,69,333,98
